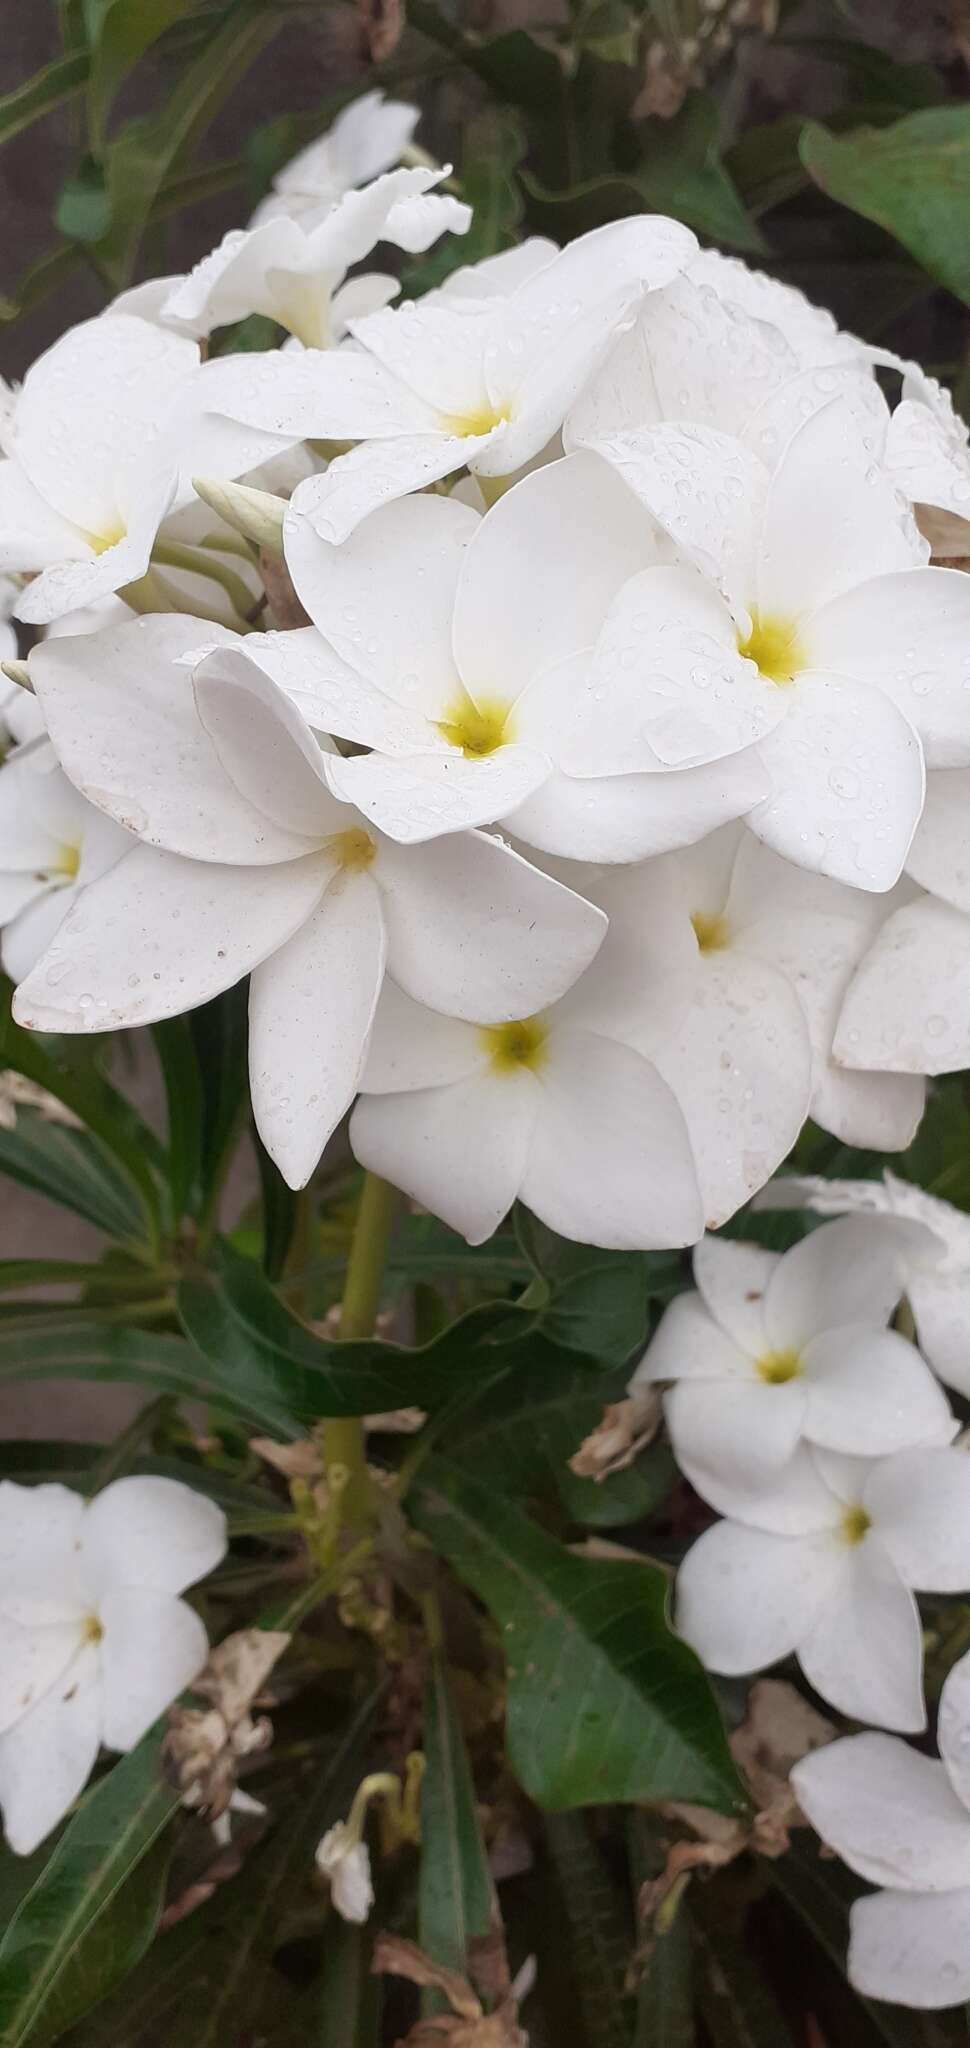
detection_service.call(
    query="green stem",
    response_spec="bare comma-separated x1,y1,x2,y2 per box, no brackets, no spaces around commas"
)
150,538,262,625
323,1173,399,1519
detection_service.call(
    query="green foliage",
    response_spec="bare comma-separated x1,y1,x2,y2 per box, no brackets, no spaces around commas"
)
418,1649,494,1990
801,108,970,305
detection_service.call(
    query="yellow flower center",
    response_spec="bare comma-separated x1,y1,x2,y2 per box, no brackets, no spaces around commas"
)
691,910,730,953
480,1015,547,1073
438,402,511,439
82,1613,104,1644
754,1348,802,1385
737,611,805,686
840,1504,872,1547
437,695,511,759
53,843,81,882
88,521,127,556
327,828,376,872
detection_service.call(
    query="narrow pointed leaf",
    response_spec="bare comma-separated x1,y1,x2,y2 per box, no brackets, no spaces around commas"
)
419,1653,494,1988
0,52,89,146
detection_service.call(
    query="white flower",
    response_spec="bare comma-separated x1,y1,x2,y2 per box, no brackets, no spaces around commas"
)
202,216,698,539
0,741,130,980
634,1225,952,1497
0,314,290,625
349,936,705,1250
878,355,970,550
12,617,606,1189
315,1824,375,1923
557,396,970,891
756,1172,970,1402
251,91,419,228
677,1440,970,1732
163,167,471,347
266,457,766,855
792,1650,970,2009
0,1475,226,1854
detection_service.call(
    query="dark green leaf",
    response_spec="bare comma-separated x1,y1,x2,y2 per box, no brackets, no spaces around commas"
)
0,1318,253,1419
0,1733,177,2046
629,1816,695,2048
189,983,249,1220
544,1812,633,2047
0,1259,115,1296
314,1920,383,2048
253,1128,297,1282
0,1115,148,1243
419,1652,494,1992
0,51,89,146
410,1459,744,1813
177,1244,533,1435
151,1018,203,1224
800,109,970,305
516,1208,679,1366
691,1887,791,2048
55,156,113,243
84,0,197,150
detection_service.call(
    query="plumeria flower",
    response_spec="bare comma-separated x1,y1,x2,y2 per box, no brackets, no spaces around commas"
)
0,314,290,625
0,1475,226,1855
12,618,606,1189
877,355,970,557
251,91,419,229
793,1651,970,2009
0,741,130,981
833,772,970,1079
163,167,471,348
677,1439,970,1733
268,455,767,855
757,1172,970,1402
350,912,706,1248
556,396,970,891
632,1225,952,1496
203,215,699,539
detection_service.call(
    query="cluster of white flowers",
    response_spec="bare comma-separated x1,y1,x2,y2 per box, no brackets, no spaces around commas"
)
632,1191,970,2010
0,1475,225,1854
0,92,968,1246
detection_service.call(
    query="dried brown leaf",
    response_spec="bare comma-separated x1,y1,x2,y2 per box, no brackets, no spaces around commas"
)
569,1393,660,1480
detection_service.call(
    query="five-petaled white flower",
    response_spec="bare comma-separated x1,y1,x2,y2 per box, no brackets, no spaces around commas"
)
633,1224,952,1496
250,90,419,229
0,1475,226,1854
793,1649,970,2009
0,741,130,981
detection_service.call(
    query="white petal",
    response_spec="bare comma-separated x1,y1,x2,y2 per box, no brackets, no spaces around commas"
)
866,1447,970,1592
249,869,386,1189
242,627,437,757
28,617,310,864
805,568,970,769
520,1026,703,1250
358,978,483,1093
0,459,88,572
349,297,493,416
436,238,558,303
748,674,924,891
799,1541,925,1731
192,647,337,841
199,345,432,440
507,750,769,864
743,361,890,475
801,1326,954,1458
834,895,970,1076
909,1274,970,1399
673,1439,841,1532
907,769,970,912
452,451,659,708
665,1377,808,1489
763,1216,914,1350
792,1734,970,1890
81,1475,226,1598
373,831,605,1024
652,951,812,1227
99,1588,209,1751
12,843,332,1033
756,398,925,622
15,478,176,627
676,1520,835,1674
0,1615,80,1737
324,744,551,843
849,1886,970,2010
633,1288,755,1386
0,1641,102,1854
562,567,776,776
938,1650,970,1815
0,1480,85,1615
283,491,473,718
289,430,496,544
2,884,77,985
351,1068,535,1245
693,1235,778,1353
583,422,764,609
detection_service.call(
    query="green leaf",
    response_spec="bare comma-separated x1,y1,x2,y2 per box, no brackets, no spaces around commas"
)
0,1732,177,2046
314,1921,383,2048
410,1459,744,1813
84,0,197,150
189,982,249,1217
690,1888,791,2048
0,1319,249,1419
253,1127,297,1283
800,109,970,305
523,92,766,253
55,155,113,242
516,1208,680,1366
419,1651,494,1991
177,1244,532,1435
0,1115,148,1243
151,1018,204,1223
544,1812,634,2047
0,51,89,146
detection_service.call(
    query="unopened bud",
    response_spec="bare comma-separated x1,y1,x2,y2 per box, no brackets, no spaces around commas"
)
191,477,286,556
1,660,33,694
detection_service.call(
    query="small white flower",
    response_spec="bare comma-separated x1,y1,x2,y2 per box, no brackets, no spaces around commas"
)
252,91,419,228
677,1440,970,1732
0,1475,226,1854
12,617,606,1189
203,216,699,539
315,1824,375,1923
793,1649,970,2008
0,741,130,980
633,1224,953,1495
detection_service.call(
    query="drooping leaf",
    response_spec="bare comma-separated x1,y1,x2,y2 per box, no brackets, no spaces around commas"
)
410,1459,744,1813
83,0,198,150
800,108,970,305
0,51,89,146
177,1243,532,1434
544,1812,634,2047
0,1732,177,2047
419,1652,494,1993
